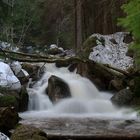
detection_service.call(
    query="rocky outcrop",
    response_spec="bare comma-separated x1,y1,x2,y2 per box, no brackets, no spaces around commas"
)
11,125,48,140
46,75,71,103
111,89,135,106
0,86,28,112
0,107,19,133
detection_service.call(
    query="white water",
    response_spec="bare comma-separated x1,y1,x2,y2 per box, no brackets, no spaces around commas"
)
21,63,137,119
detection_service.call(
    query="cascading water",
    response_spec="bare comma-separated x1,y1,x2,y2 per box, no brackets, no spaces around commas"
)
21,63,137,119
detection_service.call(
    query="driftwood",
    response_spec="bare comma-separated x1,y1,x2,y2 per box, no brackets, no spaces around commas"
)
0,49,132,77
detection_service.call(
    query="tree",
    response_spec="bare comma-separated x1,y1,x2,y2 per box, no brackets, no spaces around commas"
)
0,0,41,47
119,0,140,70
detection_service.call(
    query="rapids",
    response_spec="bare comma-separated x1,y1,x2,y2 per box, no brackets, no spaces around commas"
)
20,63,137,119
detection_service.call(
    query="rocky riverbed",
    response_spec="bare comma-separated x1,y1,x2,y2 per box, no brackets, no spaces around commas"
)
20,117,140,140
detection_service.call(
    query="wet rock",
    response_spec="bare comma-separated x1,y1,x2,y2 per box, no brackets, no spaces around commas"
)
109,78,124,91
111,89,135,106
16,69,29,85
0,86,28,112
47,75,71,103
22,63,42,81
11,125,48,140
68,63,78,72
0,107,19,133
18,87,29,112
0,95,19,111
55,61,70,68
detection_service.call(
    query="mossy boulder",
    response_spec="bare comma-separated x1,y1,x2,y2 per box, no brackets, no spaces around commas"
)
81,36,97,58
11,125,48,140
0,107,19,133
18,87,29,112
0,95,18,110
0,86,29,112
22,63,41,81
46,75,71,103
134,77,140,97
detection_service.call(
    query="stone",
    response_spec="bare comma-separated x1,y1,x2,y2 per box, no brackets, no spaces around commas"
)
11,125,48,140
109,79,124,91
0,86,29,112
18,87,29,112
111,89,134,106
47,75,71,103
16,69,29,85
0,132,9,140
0,107,19,132
0,62,21,90
22,63,41,81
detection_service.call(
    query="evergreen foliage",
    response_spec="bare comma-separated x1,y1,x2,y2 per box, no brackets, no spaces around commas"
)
119,0,140,70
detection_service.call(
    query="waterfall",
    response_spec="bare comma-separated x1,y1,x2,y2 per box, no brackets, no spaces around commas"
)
21,63,137,119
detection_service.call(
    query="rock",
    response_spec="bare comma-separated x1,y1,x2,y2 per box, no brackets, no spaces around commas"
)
109,78,124,91
111,89,134,106
0,86,29,112
0,132,9,140
16,69,29,85
18,87,29,112
55,61,70,68
0,107,19,133
0,95,19,111
10,61,22,75
0,62,21,90
123,33,133,44
109,38,118,44
134,77,140,97
68,63,78,72
126,48,134,58
47,75,71,102
47,48,63,55
11,125,48,140
22,63,41,81
77,62,114,90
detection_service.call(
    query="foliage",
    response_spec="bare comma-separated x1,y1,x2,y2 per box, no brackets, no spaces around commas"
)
118,0,140,70
0,0,41,45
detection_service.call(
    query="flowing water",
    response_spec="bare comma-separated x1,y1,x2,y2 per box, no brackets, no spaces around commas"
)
20,63,137,119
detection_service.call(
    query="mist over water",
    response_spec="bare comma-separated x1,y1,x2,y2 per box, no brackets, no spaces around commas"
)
21,63,137,119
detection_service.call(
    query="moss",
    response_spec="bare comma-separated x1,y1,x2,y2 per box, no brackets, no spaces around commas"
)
0,95,18,109
134,77,140,97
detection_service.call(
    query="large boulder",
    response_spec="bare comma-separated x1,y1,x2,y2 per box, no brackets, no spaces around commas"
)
0,86,29,112
111,89,135,106
0,62,21,90
11,125,48,140
0,107,19,133
47,75,71,103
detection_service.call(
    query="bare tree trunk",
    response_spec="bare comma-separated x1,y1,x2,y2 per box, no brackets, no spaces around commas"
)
74,0,83,52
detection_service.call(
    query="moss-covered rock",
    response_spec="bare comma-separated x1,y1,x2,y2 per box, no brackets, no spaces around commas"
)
0,95,18,110
81,36,97,58
0,107,19,133
19,87,29,112
11,125,48,140
0,86,29,112
134,77,140,97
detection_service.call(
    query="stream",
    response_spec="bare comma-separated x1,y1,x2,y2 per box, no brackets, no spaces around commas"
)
20,63,138,139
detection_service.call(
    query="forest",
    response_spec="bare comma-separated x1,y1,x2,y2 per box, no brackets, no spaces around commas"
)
0,0,140,140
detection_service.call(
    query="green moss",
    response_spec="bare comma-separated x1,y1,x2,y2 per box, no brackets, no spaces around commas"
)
134,77,140,97
0,95,18,108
